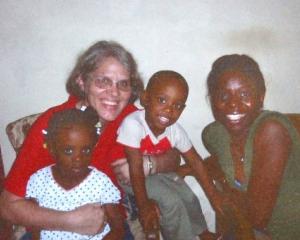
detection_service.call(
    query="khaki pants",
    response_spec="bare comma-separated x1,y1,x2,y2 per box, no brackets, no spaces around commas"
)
122,173,207,240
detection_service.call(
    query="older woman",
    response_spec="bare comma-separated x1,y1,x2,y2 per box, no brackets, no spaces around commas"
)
0,40,179,239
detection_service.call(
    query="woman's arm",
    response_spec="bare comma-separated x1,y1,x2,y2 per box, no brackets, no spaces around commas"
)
0,190,105,235
247,119,291,229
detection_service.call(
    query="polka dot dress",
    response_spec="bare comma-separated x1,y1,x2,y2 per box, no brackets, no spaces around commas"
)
26,165,121,240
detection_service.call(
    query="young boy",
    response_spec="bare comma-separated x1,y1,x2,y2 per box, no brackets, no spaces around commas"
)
26,108,125,240
117,70,222,240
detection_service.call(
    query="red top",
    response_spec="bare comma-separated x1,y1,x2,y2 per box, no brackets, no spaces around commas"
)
140,136,172,155
5,96,137,197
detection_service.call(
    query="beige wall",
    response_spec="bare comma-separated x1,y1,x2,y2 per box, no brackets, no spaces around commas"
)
1,0,300,230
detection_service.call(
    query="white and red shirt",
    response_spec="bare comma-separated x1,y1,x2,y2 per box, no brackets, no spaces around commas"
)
117,110,192,155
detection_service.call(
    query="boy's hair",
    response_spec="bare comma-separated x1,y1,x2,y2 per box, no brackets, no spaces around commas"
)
207,54,266,96
46,107,99,142
147,70,189,93
66,40,144,103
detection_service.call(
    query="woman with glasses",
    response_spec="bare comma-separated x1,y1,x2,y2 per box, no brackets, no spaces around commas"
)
0,40,180,239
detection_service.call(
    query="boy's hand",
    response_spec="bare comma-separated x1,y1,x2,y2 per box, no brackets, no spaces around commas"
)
139,199,160,239
211,192,225,217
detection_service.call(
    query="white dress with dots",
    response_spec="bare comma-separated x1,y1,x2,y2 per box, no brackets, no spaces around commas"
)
26,165,121,240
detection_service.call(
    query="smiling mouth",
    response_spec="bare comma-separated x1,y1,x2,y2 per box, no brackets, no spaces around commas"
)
102,100,118,106
158,116,170,125
226,113,246,121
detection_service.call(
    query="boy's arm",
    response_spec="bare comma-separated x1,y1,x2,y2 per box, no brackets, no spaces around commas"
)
112,148,181,184
125,147,160,234
102,204,125,240
182,146,223,215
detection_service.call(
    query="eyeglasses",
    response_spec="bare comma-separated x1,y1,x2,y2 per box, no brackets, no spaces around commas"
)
90,76,132,92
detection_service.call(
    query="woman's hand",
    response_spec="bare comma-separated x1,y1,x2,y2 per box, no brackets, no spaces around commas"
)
111,156,154,185
67,203,106,235
111,158,131,185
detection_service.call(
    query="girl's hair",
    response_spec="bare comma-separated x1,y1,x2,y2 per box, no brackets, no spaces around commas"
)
66,40,144,103
207,54,266,96
46,107,99,142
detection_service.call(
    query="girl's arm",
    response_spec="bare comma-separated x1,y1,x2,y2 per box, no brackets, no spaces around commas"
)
247,119,291,229
102,204,125,240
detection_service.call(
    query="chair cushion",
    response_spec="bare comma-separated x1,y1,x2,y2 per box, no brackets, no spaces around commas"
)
0,146,4,191
6,113,41,153
286,113,300,134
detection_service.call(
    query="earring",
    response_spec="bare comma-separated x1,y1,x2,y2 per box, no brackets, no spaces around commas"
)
80,105,88,111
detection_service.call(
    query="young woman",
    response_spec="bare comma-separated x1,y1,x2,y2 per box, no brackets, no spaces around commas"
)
203,54,300,240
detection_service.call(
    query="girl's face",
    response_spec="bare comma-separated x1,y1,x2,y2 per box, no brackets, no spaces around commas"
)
143,79,187,136
49,124,96,180
210,71,264,136
79,57,132,123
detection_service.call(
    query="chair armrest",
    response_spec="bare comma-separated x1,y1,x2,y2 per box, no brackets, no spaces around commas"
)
6,113,41,153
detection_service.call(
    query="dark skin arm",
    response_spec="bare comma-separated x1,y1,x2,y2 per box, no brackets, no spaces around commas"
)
176,162,194,178
112,148,181,184
153,148,181,173
247,119,291,229
207,120,291,237
125,146,160,238
181,146,223,215
29,204,125,240
102,204,125,240
176,155,228,188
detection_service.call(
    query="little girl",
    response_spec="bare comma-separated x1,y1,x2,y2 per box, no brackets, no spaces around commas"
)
26,108,124,240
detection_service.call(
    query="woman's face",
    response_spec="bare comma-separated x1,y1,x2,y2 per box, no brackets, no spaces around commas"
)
80,57,132,123
210,71,264,135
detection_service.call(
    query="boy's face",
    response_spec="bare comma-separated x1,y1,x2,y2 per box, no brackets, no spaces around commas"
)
210,71,264,135
48,124,97,180
143,78,188,136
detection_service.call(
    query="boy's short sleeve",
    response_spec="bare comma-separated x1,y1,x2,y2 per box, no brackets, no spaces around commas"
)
117,112,143,149
172,123,193,153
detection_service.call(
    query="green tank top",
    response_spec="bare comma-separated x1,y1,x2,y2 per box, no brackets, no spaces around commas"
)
202,110,300,239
